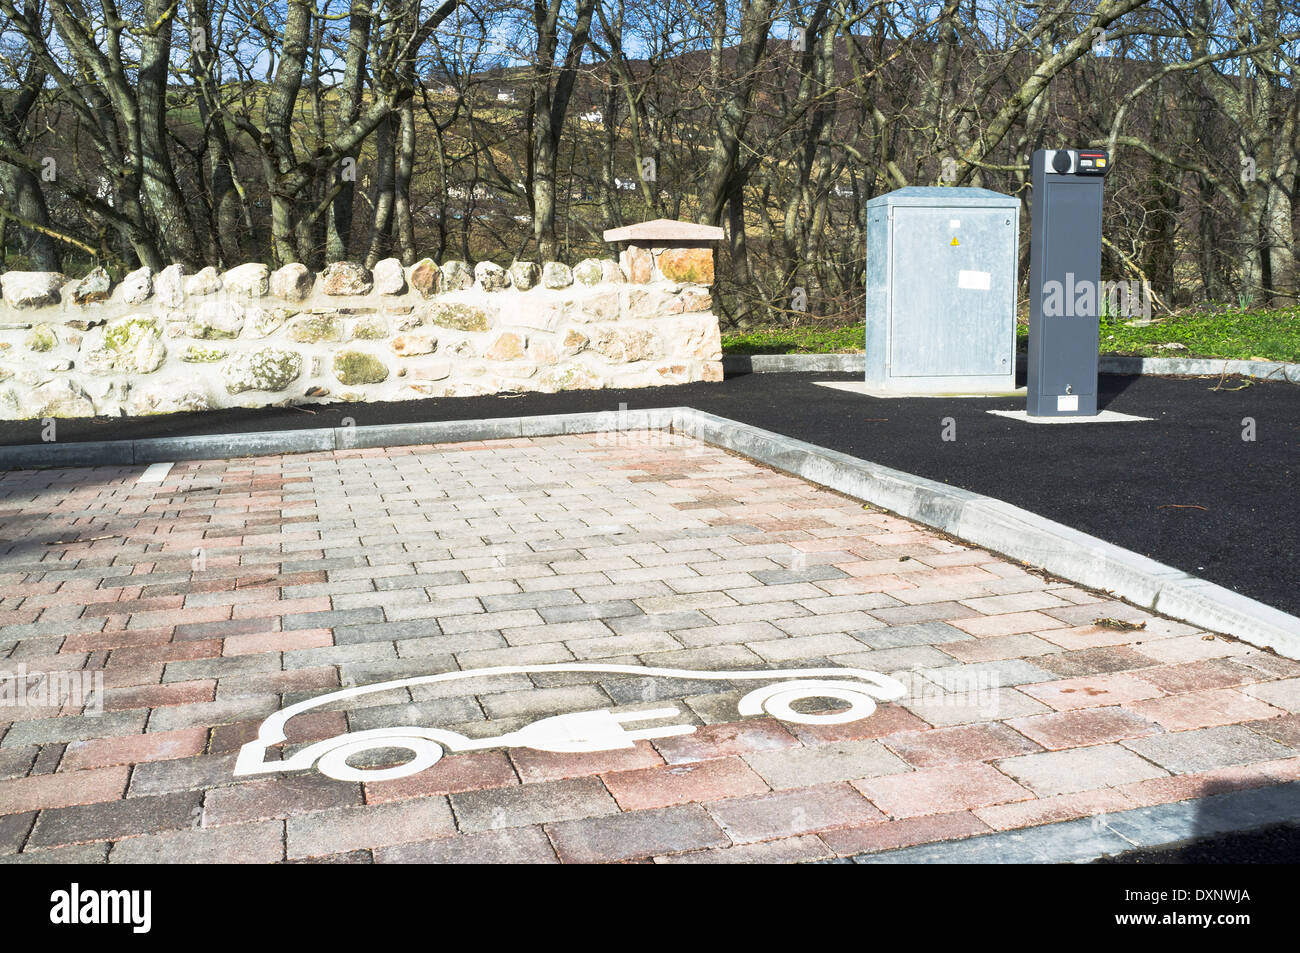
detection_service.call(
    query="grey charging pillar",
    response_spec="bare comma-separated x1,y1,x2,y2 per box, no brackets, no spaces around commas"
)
1026,148,1109,416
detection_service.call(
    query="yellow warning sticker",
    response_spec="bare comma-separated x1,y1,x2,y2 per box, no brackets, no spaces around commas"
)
950,237,960,246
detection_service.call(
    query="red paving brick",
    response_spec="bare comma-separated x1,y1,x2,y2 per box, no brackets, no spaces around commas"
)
0,766,129,815
103,680,217,712
509,741,664,783
882,722,1042,767
784,704,931,745
818,811,991,855
222,629,333,656
364,752,519,803
1126,688,1285,731
1006,706,1161,751
704,783,884,844
548,805,729,863
1019,673,1165,711
652,720,800,765
602,756,769,811
60,727,209,771
853,762,1033,819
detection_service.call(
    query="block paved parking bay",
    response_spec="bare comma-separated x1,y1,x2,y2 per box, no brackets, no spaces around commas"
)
2,432,1298,863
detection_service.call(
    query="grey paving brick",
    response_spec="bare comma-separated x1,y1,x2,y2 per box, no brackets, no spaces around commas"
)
481,589,581,612
284,642,397,671
702,601,813,625
796,594,904,614
0,618,106,640
608,610,711,635
3,843,111,864
164,653,281,683
502,619,613,646
1,710,146,748
28,791,204,848
672,620,786,648
332,588,432,610
635,591,737,614
855,622,974,649
829,645,959,673
867,601,984,626
146,696,279,732
0,746,38,781
110,820,286,863
538,600,642,624
396,631,505,658
334,619,440,645
665,572,759,594
346,695,484,732
519,572,610,592
916,658,1059,689
549,804,728,862
439,608,543,635
0,811,34,853
175,617,282,641
997,744,1169,796
568,632,682,660
599,674,729,705
744,739,909,789
683,687,752,725
641,644,766,670
287,798,455,859
751,566,849,585
283,607,384,631
338,656,457,686
1121,724,1296,775
774,611,886,637
480,683,610,720
450,776,619,833
749,633,868,662
127,755,240,797
385,598,485,622
376,825,558,864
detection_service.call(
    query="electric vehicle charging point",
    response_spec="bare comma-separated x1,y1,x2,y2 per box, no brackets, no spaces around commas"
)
1025,148,1109,417
854,186,1021,397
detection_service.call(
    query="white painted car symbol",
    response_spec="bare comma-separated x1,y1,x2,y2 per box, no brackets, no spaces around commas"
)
234,664,907,782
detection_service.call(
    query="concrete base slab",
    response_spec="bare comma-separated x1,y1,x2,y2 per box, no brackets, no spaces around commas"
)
987,409,1153,424
815,381,1026,399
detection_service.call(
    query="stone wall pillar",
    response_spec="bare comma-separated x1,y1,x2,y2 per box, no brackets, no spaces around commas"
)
603,219,723,286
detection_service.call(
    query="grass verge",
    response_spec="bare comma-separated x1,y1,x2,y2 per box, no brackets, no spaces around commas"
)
722,307,1300,363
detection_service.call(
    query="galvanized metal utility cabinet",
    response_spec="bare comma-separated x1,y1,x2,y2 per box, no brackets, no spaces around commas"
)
864,187,1020,394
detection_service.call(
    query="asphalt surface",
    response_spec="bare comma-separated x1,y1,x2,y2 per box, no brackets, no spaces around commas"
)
1096,823,1300,864
2,369,1296,616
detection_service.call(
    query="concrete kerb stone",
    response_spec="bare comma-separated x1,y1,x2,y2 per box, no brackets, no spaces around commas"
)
0,409,681,469
1,403,1295,658
0,439,135,469
723,354,866,374
337,417,525,450
723,351,1300,384
134,428,334,463
842,779,1300,864
1098,354,1300,383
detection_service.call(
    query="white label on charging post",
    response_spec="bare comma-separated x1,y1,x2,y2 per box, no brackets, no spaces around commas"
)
1057,395,1079,412
958,270,991,291
949,219,961,229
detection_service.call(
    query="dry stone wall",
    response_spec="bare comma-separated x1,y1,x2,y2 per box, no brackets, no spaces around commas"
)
0,256,722,420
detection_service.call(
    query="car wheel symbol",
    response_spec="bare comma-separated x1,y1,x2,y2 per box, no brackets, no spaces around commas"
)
314,735,446,782
738,679,883,726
